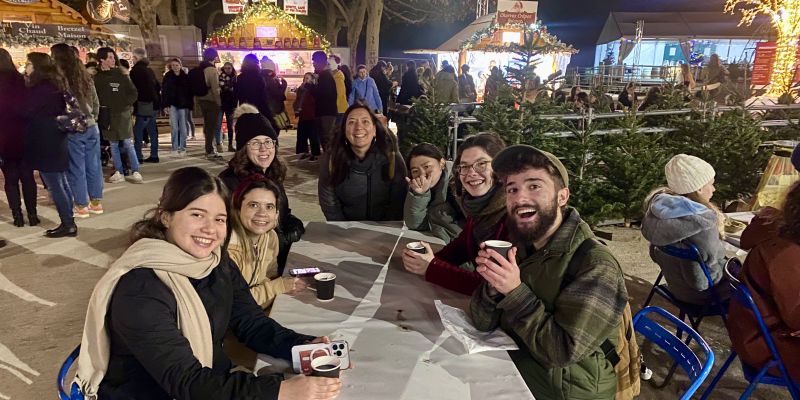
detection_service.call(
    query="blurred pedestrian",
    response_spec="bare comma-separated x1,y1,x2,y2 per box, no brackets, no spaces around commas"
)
162,58,192,157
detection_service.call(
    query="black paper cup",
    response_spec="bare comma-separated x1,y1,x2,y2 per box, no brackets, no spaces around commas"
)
406,241,427,254
311,355,341,378
484,240,513,260
314,272,336,302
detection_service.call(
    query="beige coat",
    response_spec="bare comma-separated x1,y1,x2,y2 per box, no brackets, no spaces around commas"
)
227,230,287,308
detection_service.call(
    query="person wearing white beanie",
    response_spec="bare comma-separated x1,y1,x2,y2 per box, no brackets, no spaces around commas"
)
640,154,730,305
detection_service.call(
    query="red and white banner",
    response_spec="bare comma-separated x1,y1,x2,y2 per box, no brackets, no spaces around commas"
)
222,0,275,15
497,0,537,25
751,41,800,86
284,0,307,15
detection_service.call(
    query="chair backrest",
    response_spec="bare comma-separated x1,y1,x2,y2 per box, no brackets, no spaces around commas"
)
656,241,716,290
57,345,83,400
723,257,743,286
633,306,715,400
727,274,800,397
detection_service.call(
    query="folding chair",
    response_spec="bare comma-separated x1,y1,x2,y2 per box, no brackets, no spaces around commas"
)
699,260,800,400
641,241,729,386
634,306,715,400
57,345,84,400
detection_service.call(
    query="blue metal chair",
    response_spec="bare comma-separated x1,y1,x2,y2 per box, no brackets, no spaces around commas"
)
634,306,715,400
699,259,800,400
57,345,84,400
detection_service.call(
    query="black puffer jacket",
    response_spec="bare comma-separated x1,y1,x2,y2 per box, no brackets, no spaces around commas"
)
130,59,161,107
218,167,304,274
23,80,67,172
318,145,408,221
161,70,193,109
235,69,271,117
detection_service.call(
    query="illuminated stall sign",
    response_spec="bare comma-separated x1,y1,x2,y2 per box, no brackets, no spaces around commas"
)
497,0,538,25
284,0,307,15
223,0,275,14
9,22,90,39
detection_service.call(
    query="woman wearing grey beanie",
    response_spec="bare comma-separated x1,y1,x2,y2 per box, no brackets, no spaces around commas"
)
640,154,731,305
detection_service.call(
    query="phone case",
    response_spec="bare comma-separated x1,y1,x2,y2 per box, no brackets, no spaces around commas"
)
291,340,350,374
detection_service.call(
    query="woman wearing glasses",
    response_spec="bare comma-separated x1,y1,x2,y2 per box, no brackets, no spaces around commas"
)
318,103,407,221
219,105,305,274
402,133,508,295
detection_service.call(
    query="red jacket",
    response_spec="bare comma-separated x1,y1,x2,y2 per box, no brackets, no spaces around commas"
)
425,217,508,295
727,207,800,381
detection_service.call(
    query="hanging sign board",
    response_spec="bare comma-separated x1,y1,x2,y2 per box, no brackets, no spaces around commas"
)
9,23,90,39
284,0,307,15
85,0,130,24
497,0,537,25
223,0,275,15
1,0,40,4
752,41,800,86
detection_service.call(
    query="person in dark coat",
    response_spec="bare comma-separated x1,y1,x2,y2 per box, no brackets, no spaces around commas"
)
218,62,238,152
161,58,193,156
397,60,422,106
235,54,279,134
75,167,340,400
309,51,338,149
318,103,407,221
370,61,392,115
0,49,38,227
22,52,74,238
293,72,320,159
218,105,305,274
129,48,161,162
458,64,477,103
263,68,287,133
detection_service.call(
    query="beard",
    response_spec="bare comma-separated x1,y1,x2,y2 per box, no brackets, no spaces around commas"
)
506,196,560,245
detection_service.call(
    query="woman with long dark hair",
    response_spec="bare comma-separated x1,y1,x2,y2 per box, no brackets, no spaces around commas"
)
0,48,38,227
318,103,407,221
219,105,304,273
397,60,422,106
75,167,340,399
23,52,74,237
51,43,104,219
401,133,508,295
369,60,392,115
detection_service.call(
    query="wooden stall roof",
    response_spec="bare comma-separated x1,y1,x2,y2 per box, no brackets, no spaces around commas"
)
0,0,111,33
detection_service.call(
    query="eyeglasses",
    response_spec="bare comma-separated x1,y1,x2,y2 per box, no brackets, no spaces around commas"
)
247,139,275,150
455,160,491,176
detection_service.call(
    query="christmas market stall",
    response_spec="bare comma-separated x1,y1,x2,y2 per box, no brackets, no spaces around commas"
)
0,0,127,66
206,2,348,89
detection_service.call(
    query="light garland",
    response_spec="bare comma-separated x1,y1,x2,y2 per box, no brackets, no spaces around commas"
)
726,0,800,96
460,20,576,54
206,2,330,50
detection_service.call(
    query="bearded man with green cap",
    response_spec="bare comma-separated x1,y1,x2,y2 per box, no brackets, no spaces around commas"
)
469,145,634,400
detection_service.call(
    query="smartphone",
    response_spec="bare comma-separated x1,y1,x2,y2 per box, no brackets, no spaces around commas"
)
289,267,321,277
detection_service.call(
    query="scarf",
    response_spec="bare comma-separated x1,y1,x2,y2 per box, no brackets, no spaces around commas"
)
75,238,221,397
459,183,507,244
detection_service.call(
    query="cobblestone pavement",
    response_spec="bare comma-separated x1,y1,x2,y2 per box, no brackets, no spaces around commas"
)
0,128,785,399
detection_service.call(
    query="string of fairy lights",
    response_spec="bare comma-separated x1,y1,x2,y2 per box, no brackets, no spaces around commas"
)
206,2,330,50
460,21,576,54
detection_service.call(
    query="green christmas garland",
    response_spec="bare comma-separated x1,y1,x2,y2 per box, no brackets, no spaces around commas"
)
460,21,576,54
0,32,131,50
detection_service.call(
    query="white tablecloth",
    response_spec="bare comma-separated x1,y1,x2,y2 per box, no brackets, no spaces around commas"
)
268,221,534,400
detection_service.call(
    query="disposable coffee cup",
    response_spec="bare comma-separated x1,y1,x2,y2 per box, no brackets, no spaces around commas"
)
314,272,336,302
406,241,427,254
484,240,513,260
311,355,341,378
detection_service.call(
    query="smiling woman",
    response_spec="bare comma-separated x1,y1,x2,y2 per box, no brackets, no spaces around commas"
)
75,167,339,400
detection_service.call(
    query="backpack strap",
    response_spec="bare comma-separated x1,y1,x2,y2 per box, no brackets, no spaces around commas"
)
563,238,621,367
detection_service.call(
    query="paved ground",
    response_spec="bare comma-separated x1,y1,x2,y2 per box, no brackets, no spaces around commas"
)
0,126,786,399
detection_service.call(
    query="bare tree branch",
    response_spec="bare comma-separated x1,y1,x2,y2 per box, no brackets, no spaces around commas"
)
383,4,427,24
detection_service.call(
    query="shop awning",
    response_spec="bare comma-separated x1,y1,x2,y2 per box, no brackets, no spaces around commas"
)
596,11,773,44
405,13,495,54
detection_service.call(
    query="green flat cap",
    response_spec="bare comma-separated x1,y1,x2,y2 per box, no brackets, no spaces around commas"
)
492,145,570,188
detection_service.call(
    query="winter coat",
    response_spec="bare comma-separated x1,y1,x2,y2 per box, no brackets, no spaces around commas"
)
195,62,220,105
403,164,464,243
0,71,28,161
310,69,338,117
129,59,161,110
97,253,313,399
75,80,100,128
262,70,287,115
397,70,422,105
370,67,392,109
318,145,408,221
458,73,477,102
469,208,628,400
640,193,729,305
293,84,315,121
433,70,459,104
235,70,271,117
23,80,67,170
161,70,193,110
348,76,383,112
94,67,138,141
219,71,238,112
219,166,304,273
332,68,348,113
22,80,67,172
727,207,800,381
227,229,286,309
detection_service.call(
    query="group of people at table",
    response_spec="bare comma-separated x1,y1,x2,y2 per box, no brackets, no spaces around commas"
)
72,100,800,400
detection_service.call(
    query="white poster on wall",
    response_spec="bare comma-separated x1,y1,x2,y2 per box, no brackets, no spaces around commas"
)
284,0,308,15
222,0,275,15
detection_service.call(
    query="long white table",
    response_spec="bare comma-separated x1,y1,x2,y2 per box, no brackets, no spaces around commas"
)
268,221,534,400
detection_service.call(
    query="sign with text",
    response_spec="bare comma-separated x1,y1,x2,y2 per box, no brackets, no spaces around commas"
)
751,41,800,86
9,23,90,40
497,0,537,25
284,0,307,15
1,0,40,4
222,0,275,15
